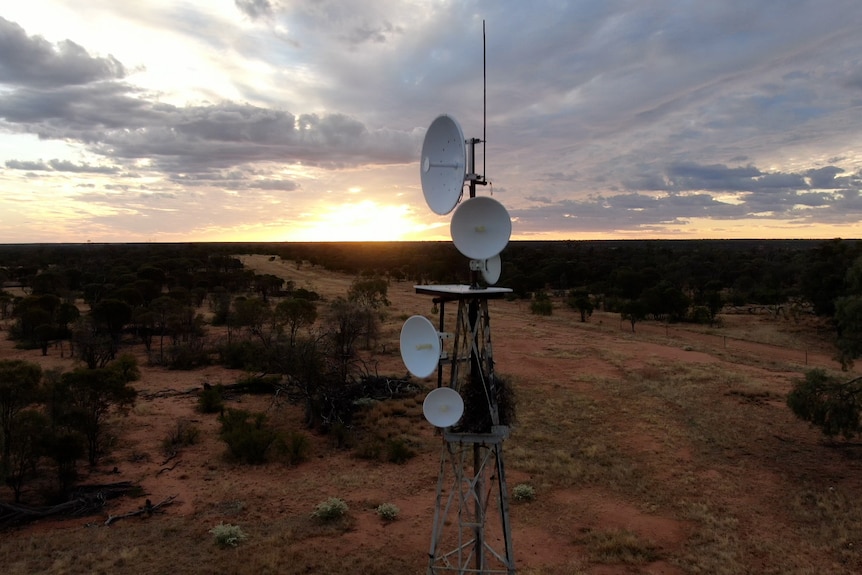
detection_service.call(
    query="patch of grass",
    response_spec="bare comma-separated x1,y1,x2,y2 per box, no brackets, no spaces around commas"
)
792,485,862,566
582,528,659,564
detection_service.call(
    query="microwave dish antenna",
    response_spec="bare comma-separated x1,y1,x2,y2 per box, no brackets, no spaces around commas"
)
420,114,467,215
400,315,442,379
450,196,512,261
422,387,465,428
481,253,502,285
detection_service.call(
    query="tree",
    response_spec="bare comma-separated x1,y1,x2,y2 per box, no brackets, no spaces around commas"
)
57,357,138,465
254,273,284,302
621,299,647,333
348,276,390,310
72,316,115,369
348,276,390,349
90,298,133,352
0,360,42,463
834,256,862,370
276,297,318,347
4,410,48,502
327,297,367,382
234,297,275,345
567,289,593,322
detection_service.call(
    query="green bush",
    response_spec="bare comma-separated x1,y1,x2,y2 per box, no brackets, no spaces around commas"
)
210,523,247,548
218,409,278,464
512,483,536,502
530,292,553,316
787,369,862,438
376,502,399,521
312,497,349,521
167,342,211,370
198,385,224,414
385,437,416,464
277,431,312,465
218,340,265,370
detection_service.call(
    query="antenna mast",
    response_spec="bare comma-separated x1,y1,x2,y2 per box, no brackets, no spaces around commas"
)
406,17,516,575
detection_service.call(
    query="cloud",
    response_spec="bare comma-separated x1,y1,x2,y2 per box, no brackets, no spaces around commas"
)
0,21,421,178
2,1,862,242
0,16,125,88
4,158,117,174
235,0,277,20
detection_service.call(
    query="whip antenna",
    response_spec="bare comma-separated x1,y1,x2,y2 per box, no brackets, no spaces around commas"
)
483,20,487,182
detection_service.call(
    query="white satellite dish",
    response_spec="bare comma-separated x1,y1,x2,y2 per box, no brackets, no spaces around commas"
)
481,254,502,285
421,115,466,215
450,196,512,260
400,315,442,379
422,387,465,428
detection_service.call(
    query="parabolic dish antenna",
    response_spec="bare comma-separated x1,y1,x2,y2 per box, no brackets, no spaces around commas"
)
423,387,465,428
400,315,442,379
481,254,502,285
421,115,466,215
450,196,512,261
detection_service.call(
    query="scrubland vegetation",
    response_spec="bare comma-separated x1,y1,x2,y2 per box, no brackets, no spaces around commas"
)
0,239,860,574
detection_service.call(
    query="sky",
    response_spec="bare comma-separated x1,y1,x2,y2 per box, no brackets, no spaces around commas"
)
1,0,862,243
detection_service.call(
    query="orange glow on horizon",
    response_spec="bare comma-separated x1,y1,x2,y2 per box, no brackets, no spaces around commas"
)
282,200,439,242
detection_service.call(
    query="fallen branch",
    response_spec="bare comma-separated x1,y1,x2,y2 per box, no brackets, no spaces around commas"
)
160,450,178,466
104,495,178,526
157,461,181,475
0,482,137,529
140,387,200,400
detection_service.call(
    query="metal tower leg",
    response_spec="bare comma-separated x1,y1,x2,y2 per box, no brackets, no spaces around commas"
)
428,432,515,574
428,294,515,574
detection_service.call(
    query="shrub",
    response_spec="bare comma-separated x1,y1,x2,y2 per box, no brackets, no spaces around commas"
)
161,419,201,455
530,292,553,316
277,431,312,465
198,384,224,414
218,340,265,370
376,502,400,521
787,369,862,438
167,341,211,370
312,497,349,521
354,438,383,460
210,523,247,548
512,483,536,502
218,409,278,464
386,437,416,464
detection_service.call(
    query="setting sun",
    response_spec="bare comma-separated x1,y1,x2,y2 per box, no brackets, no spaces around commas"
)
285,200,424,242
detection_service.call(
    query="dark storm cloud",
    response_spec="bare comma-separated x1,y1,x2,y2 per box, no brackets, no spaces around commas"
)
0,17,125,88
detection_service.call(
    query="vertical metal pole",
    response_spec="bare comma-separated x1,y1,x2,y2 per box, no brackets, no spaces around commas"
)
437,299,445,389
